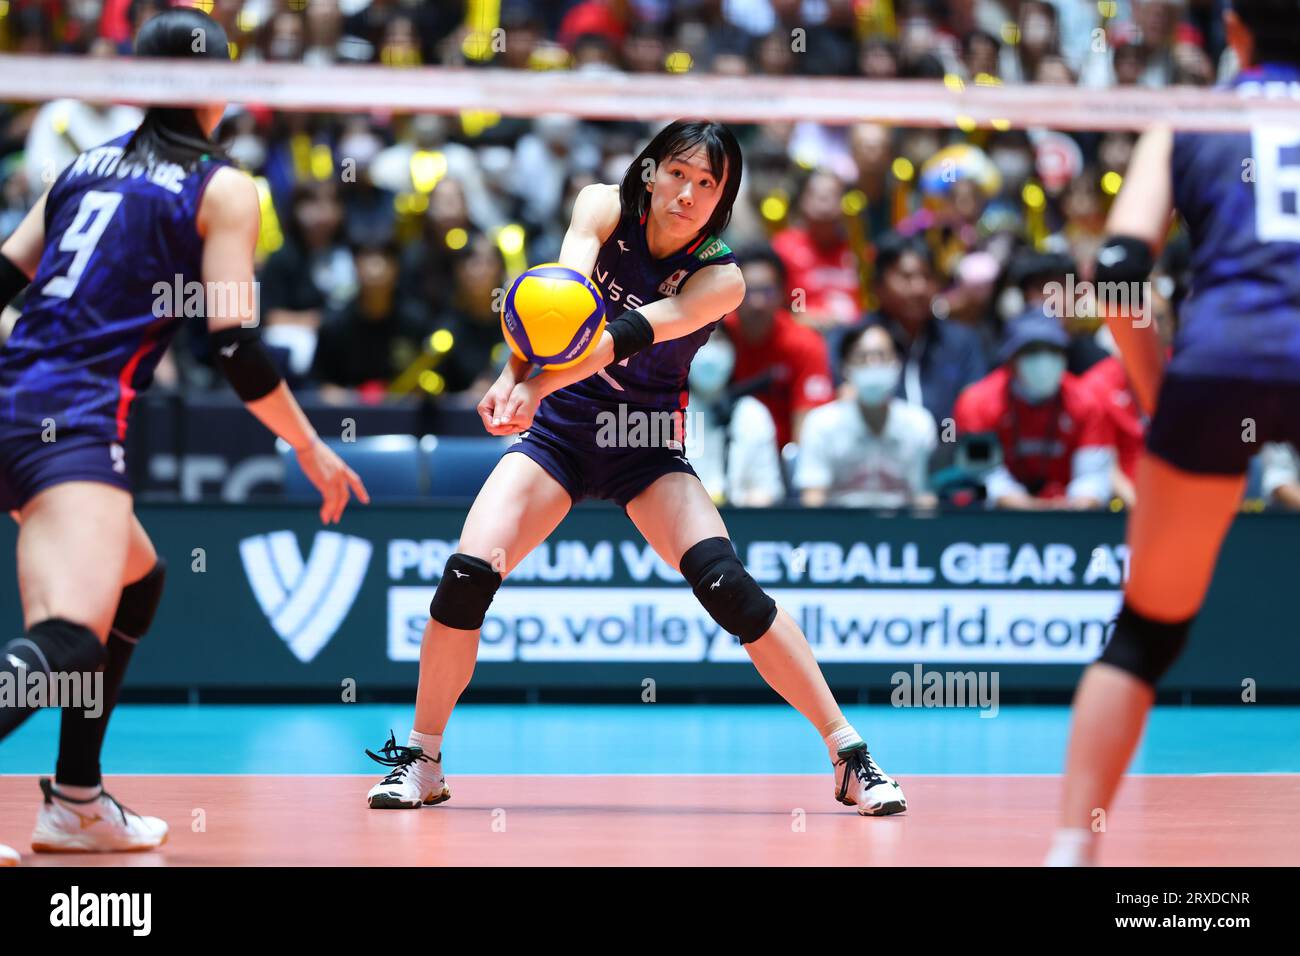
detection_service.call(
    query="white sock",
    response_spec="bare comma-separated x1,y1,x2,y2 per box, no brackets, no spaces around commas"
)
408,729,443,762
1044,828,1096,867
825,725,863,760
53,782,103,801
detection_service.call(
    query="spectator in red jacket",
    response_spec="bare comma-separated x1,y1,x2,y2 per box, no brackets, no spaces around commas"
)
954,311,1115,509
1080,291,1177,507
770,169,862,330
723,244,835,448
1081,350,1144,506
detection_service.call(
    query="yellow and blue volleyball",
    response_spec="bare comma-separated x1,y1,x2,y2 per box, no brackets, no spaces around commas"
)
501,263,606,370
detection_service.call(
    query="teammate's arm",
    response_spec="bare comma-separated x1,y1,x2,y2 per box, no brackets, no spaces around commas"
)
2,190,125,512
1099,125,1174,417
0,189,48,308
198,166,369,523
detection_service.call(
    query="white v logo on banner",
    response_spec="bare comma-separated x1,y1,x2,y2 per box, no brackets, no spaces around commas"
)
239,531,372,663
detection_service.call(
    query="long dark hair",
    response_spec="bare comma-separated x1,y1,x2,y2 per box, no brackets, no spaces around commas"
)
121,8,233,172
619,120,743,239
1232,0,1300,66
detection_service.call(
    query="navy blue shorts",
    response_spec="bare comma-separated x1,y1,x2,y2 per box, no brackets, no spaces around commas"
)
0,428,131,512
1146,373,1300,475
505,418,699,508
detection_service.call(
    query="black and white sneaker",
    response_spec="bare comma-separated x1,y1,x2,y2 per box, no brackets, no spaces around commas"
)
834,742,907,816
365,731,451,810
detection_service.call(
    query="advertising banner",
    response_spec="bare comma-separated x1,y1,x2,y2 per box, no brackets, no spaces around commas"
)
1,506,1294,692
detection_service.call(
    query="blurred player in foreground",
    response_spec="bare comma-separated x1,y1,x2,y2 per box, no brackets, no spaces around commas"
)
1048,0,1300,866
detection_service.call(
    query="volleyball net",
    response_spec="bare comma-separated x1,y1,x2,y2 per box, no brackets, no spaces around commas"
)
0,42,1291,510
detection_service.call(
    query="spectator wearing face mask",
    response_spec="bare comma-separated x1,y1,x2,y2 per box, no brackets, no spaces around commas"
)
1007,249,1109,375
684,325,785,507
723,245,835,448
953,311,1114,510
832,233,987,431
795,323,938,508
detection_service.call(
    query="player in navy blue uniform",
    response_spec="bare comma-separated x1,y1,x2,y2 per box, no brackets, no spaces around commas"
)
366,121,906,816
0,10,366,865
1048,0,1300,865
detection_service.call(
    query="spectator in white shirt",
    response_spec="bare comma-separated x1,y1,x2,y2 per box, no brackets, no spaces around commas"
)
796,323,938,508
685,325,785,507
1259,442,1300,510
24,98,143,205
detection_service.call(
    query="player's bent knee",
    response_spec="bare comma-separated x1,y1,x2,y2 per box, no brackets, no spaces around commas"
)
4,618,105,675
114,559,166,640
1097,601,1191,687
679,536,777,645
428,553,502,630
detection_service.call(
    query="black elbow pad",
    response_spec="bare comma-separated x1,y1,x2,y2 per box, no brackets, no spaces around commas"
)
210,325,282,402
606,309,654,363
1093,235,1155,285
0,252,30,311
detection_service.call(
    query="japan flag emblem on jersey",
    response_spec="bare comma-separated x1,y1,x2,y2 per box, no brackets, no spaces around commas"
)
658,268,689,297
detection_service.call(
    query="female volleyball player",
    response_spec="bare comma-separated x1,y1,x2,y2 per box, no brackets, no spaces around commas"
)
1047,0,1300,866
0,9,367,865
366,120,906,816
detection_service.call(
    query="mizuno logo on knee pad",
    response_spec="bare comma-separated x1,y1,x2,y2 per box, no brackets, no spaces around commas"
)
680,537,777,645
429,553,502,630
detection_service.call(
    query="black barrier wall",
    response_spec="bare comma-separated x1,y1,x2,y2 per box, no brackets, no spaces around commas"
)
1,505,1296,694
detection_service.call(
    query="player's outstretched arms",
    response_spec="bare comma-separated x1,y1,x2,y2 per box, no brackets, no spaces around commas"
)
499,261,746,430
198,165,370,524
478,353,534,436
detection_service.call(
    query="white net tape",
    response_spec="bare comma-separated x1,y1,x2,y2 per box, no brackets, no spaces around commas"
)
2,54,1300,130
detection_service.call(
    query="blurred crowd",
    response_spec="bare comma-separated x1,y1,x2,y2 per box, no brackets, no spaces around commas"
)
1,0,1294,511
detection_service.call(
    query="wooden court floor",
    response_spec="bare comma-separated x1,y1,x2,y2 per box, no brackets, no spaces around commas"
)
3,773,1297,866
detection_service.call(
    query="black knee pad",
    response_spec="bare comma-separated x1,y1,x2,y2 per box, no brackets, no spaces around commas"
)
113,559,166,641
429,553,502,630
4,618,105,675
679,536,777,645
1097,602,1192,687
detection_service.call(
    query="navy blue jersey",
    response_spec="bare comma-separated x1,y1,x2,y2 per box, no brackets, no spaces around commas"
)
0,131,228,439
1170,64,1300,382
535,209,738,441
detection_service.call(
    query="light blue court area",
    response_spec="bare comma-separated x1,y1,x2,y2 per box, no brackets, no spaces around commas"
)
1,705,1298,776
